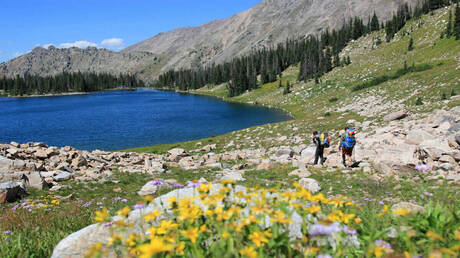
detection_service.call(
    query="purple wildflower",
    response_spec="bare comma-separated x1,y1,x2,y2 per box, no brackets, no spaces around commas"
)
11,204,19,212
420,195,424,199
375,240,392,250
343,226,357,235
150,179,164,186
347,185,353,189
173,183,184,189
4,230,12,235
415,164,429,172
114,197,122,201
101,197,107,201
379,201,385,205
28,208,33,213
364,198,369,201
424,191,433,197
121,199,128,203
103,222,114,228
83,201,92,208
187,181,201,188
309,222,341,236
21,202,27,207
317,255,332,258
132,203,145,210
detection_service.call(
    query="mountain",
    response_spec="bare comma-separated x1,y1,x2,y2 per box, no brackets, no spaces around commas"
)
0,46,156,79
1,0,419,81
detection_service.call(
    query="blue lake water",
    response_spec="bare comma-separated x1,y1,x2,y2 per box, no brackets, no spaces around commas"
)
0,89,291,151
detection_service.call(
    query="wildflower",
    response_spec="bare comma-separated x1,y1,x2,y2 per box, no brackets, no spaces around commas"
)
222,231,230,239
239,246,257,258
11,204,19,212
379,201,385,205
375,240,392,250
199,225,207,233
132,203,145,210
101,197,107,201
187,180,201,188
103,222,114,228
424,191,433,197
107,234,122,246
343,226,357,235
304,247,320,256
392,209,411,216
181,227,199,243
157,220,178,234
94,208,110,223
175,241,185,255
118,206,131,218
168,196,177,204
137,237,174,258
83,201,92,208
317,254,332,258
197,183,211,193
426,230,445,241
114,197,122,201
248,231,269,247
144,196,153,203
4,230,12,235
150,179,163,186
144,210,162,222
173,183,184,188
415,164,429,172
309,222,341,237
86,242,103,257
307,205,321,214
378,205,389,217
221,179,236,185
121,199,128,203
271,211,292,224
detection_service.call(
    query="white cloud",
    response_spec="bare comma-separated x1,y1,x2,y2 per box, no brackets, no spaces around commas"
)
43,43,54,49
13,52,23,58
58,40,98,49
100,38,124,49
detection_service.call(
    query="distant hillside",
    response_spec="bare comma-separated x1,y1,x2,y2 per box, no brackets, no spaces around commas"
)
1,0,418,82
0,46,156,79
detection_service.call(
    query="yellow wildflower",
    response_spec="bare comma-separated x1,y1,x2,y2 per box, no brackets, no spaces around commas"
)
175,242,185,255
271,211,292,224
143,195,153,203
307,205,321,214
107,234,122,247
404,251,411,258
248,231,269,247
200,225,207,233
117,206,131,218
222,232,230,239
137,237,174,258
144,210,162,222
239,246,257,258
304,247,320,256
94,208,110,223
426,231,445,241
354,218,362,225
125,233,139,247
392,209,411,216
197,183,211,193
221,179,236,185
168,196,177,204
340,213,356,224
378,205,389,217
181,227,199,243
157,220,179,235
86,242,103,257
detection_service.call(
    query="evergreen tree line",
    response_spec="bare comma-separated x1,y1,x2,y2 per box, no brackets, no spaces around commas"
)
0,72,144,96
444,2,460,39
156,0,454,96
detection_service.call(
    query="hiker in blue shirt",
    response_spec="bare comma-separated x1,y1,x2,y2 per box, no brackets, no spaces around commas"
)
340,127,356,167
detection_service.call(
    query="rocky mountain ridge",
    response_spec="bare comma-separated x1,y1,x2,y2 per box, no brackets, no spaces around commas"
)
1,0,418,81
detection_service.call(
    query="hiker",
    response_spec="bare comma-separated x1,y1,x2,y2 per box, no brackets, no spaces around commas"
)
340,127,356,167
312,131,330,165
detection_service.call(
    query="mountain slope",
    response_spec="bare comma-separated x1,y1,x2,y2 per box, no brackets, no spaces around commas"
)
0,46,157,78
123,0,418,76
1,0,418,81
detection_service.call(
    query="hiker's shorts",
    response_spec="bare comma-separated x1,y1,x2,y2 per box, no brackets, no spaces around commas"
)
342,146,354,156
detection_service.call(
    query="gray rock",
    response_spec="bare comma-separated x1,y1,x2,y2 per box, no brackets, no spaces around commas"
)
27,172,44,190
301,146,316,159
137,181,159,196
439,155,455,164
219,170,245,181
439,163,454,171
383,111,407,121
299,178,321,194
391,202,425,214
168,148,186,156
275,147,294,157
34,149,48,159
0,156,13,168
288,169,311,178
54,172,72,182
406,130,433,145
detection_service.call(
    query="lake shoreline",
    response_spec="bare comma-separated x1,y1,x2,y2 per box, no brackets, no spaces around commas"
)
0,87,137,98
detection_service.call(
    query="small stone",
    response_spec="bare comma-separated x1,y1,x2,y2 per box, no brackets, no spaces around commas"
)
299,178,321,194
54,172,72,182
137,181,159,196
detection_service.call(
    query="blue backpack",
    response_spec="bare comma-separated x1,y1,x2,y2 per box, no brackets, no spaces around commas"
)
342,128,356,148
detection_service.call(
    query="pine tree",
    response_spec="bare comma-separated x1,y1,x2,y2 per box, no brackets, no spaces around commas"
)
408,38,414,51
446,8,453,38
371,12,380,31
455,3,460,39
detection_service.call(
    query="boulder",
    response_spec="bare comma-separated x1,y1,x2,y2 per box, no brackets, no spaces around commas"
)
439,163,454,171
300,146,316,160
6,148,19,156
383,111,407,121
54,172,72,182
299,178,321,194
0,156,13,168
288,169,311,178
439,155,456,164
71,156,87,167
0,181,27,203
219,170,245,181
406,130,434,145
168,148,186,156
27,172,45,190
275,147,294,157
256,159,274,170
391,202,425,214
34,149,48,159
137,181,159,196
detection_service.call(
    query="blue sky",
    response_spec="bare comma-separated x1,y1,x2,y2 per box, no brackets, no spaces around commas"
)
0,0,263,63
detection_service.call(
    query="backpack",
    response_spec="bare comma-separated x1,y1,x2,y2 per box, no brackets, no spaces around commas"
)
342,128,356,148
320,132,330,148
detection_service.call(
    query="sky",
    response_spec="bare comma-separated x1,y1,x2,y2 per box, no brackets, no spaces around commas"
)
0,0,263,63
